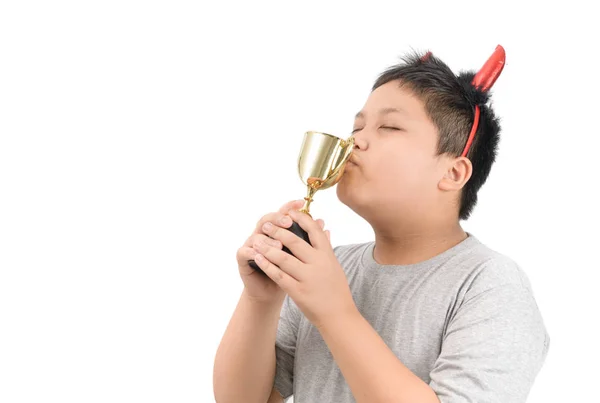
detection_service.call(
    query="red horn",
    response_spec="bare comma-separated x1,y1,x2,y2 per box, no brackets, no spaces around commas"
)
461,45,506,157
472,45,506,92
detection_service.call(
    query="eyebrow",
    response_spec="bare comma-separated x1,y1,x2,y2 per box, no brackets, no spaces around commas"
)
354,107,405,119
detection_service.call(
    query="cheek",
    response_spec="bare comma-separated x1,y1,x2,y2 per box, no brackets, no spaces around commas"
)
376,148,415,177
373,149,433,192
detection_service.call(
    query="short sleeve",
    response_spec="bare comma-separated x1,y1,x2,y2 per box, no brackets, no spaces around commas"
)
273,294,301,401
428,282,550,403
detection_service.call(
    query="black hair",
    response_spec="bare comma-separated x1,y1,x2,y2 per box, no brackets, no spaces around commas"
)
372,50,501,220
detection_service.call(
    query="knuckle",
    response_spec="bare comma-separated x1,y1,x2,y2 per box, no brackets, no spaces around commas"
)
246,235,258,246
297,282,309,296
257,214,270,228
279,201,295,213
265,237,281,248
236,246,253,260
279,250,289,264
254,233,268,242
281,230,297,245
257,213,278,232
252,234,281,248
277,214,292,227
269,224,280,237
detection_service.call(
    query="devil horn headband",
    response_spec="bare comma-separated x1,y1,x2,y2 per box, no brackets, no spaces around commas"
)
461,45,506,157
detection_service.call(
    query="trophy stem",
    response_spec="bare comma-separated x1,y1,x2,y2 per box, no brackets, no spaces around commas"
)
299,185,319,216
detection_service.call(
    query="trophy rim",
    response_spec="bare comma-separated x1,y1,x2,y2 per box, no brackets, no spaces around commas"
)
305,130,346,141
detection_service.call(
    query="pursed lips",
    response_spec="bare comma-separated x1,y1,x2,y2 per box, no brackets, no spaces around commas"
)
348,156,360,167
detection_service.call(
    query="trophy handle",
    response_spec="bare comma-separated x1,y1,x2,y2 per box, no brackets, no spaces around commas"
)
248,223,312,275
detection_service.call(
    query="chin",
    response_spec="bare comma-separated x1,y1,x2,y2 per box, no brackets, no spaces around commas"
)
336,182,366,213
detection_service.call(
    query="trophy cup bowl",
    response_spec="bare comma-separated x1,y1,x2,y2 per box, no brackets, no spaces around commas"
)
249,131,355,274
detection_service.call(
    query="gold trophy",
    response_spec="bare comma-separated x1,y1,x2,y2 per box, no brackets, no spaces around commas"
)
249,131,355,274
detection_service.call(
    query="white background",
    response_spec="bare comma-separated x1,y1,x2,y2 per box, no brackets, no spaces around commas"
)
1,1,598,402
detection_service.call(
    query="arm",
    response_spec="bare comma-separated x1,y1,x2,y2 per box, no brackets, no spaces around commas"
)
428,283,550,402
317,309,440,403
251,210,439,402
267,387,284,403
318,281,549,403
317,282,550,403
213,290,284,403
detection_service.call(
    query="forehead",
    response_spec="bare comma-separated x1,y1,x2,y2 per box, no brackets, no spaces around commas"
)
357,80,427,119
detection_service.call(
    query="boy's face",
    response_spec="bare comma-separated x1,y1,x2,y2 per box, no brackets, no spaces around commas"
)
337,80,452,224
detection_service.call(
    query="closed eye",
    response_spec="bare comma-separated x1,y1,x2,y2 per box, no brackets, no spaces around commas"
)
352,126,403,133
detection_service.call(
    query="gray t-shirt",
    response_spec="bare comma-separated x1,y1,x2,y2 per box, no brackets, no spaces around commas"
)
274,233,550,403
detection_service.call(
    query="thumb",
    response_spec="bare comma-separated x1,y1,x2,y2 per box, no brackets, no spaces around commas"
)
279,199,305,214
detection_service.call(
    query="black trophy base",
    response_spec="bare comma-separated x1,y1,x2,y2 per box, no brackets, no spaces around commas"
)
248,221,311,275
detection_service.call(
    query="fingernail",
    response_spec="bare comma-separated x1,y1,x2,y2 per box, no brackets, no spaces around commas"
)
263,222,273,231
279,216,291,226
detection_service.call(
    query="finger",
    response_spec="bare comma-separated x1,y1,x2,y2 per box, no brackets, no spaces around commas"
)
240,234,283,268
316,218,325,230
253,238,304,281
260,221,313,262
287,209,328,250
253,253,298,292
278,199,305,214
254,214,289,234
254,209,299,234
244,233,282,248
237,245,259,263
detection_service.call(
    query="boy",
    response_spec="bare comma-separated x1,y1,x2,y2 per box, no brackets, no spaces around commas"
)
213,45,550,403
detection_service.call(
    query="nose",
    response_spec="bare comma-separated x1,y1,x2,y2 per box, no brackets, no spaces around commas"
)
352,132,368,151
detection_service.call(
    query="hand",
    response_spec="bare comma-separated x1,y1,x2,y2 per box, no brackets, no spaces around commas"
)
236,200,326,304
252,209,357,329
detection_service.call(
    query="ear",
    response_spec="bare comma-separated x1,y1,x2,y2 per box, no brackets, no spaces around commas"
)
438,156,472,191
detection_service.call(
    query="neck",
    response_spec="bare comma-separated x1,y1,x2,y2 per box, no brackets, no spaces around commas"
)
371,220,468,266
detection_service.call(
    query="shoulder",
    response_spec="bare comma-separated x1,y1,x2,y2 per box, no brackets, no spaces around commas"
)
459,237,535,296
331,235,536,295
333,242,371,261
332,241,372,274
444,237,550,343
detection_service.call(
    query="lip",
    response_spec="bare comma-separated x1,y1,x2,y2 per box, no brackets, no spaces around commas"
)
347,156,360,167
